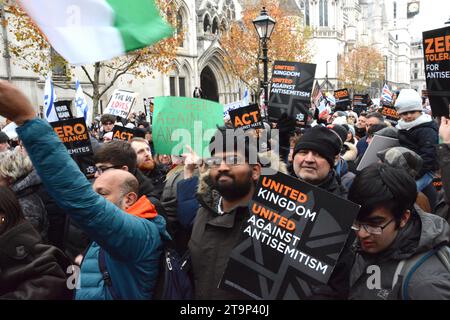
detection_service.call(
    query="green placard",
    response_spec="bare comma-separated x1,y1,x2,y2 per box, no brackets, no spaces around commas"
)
153,97,224,157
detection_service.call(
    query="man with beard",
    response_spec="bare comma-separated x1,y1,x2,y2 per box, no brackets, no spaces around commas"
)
188,127,261,299
130,138,165,198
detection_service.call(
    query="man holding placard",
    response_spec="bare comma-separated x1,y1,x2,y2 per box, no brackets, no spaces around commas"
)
188,126,262,299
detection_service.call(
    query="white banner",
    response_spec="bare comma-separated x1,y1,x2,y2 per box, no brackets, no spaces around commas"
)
103,89,138,118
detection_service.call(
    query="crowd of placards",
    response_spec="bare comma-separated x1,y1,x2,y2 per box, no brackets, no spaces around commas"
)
1,24,450,301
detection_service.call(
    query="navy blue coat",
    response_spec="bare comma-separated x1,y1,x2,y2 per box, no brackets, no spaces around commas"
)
397,121,438,177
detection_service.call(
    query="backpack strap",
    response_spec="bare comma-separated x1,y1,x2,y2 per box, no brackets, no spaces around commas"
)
98,248,120,300
401,249,437,300
436,246,450,272
394,246,449,300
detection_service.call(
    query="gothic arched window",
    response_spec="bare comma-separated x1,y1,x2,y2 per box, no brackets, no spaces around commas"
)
305,0,310,26
319,0,328,27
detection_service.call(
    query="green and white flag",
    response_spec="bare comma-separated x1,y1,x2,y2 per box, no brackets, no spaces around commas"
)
19,0,174,65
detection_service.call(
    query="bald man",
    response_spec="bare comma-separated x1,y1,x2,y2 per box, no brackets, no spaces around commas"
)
0,80,170,300
93,169,139,210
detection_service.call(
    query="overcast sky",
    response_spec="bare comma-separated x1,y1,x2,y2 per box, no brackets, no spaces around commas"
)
409,0,450,39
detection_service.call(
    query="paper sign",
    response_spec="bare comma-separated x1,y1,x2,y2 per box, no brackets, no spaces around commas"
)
153,97,224,157
104,89,138,118
224,101,243,120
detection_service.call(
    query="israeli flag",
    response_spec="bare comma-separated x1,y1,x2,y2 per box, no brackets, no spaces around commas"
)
242,87,250,106
325,92,336,105
43,76,59,122
75,79,91,127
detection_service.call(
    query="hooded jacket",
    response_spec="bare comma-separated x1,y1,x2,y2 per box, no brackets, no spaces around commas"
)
349,208,450,300
11,170,49,240
17,118,169,300
0,220,71,299
396,116,438,177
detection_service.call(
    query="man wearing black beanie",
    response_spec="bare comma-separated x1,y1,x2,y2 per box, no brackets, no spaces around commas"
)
291,125,352,300
291,125,347,197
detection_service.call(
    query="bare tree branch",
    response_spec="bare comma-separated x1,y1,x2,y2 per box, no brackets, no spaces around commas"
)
99,54,141,98
81,66,95,85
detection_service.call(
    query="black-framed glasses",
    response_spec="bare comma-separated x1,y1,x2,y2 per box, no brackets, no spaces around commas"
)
351,218,395,235
95,165,123,175
205,155,246,168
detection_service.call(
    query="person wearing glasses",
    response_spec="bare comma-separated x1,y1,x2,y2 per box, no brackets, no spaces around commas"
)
188,127,262,299
98,114,116,143
348,163,450,300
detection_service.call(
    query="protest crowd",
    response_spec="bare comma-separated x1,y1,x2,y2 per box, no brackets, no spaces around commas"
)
2,77,450,301
2,1,450,303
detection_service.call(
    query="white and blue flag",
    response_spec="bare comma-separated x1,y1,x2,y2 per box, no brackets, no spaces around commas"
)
75,79,91,127
43,76,58,122
242,87,250,106
325,92,336,105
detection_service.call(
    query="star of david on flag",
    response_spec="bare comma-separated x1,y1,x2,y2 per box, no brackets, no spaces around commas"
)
75,79,92,127
242,87,250,106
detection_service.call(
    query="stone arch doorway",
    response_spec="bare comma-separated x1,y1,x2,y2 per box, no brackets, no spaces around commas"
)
200,66,219,102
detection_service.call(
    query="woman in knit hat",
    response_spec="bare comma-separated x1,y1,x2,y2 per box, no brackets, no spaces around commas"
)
394,89,438,192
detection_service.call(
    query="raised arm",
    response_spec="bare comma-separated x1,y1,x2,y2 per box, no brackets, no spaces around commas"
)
0,80,159,261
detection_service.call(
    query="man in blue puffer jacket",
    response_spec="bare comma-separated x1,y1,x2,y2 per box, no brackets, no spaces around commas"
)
0,80,169,300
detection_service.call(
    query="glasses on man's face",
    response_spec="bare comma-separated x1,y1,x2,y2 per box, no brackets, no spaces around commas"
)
205,155,246,168
103,122,114,126
351,218,395,235
95,165,122,175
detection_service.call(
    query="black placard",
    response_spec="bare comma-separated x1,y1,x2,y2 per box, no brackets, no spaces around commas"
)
423,26,450,117
334,88,351,110
112,125,145,141
51,117,95,178
229,104,264,130
54,100,73,121
269,61,316,122
381,105,400,122
220,172,360,299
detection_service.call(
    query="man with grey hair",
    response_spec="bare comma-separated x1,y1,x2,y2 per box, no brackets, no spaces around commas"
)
0,148,49,239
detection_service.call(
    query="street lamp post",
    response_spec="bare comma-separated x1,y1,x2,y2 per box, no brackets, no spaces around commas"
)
253,7,276,121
